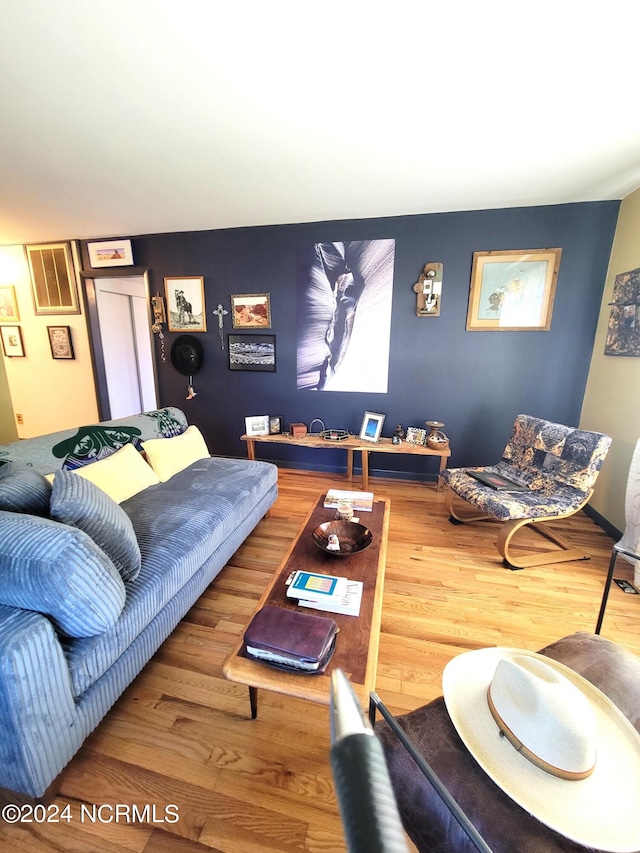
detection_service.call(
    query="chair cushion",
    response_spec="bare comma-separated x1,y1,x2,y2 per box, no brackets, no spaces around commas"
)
0,464,52,515
0,510,126,637
50,470,141,582
75,442,160,503
141,425,210,482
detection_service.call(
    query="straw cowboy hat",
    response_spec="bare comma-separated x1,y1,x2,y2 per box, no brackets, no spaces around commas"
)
443,648,640,852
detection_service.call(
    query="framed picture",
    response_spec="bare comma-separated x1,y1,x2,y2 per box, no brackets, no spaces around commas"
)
228,334,276,371
406,427,427,445
87,239,134,268
466,248,562,331
0,286,19,322
231,293,271,329
47,325,74,359
25,242,80,315
269,415,283,435
359,411,385,443
1,325,25,357
164,276,207,332
244,415,270,437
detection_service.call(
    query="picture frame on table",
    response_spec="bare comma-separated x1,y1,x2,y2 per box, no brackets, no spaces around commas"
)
1,325,25,357
87,239,134,268
0,286,19,322
245,415,270,437
47,325,74,359
466,248,562,331
269,415,283,435
359,411,385,443
228,334,276,371
231,293,271,329
405,427,427,445
164,276,207,333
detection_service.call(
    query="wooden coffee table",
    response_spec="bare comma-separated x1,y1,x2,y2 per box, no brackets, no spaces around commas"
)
223,493,390,717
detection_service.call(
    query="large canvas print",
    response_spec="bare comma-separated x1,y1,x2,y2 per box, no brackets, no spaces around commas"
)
296,239,395,392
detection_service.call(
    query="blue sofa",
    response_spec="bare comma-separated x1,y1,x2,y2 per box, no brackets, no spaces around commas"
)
0,407,278,799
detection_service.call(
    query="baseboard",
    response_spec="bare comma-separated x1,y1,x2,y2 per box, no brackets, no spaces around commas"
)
583,503,622,541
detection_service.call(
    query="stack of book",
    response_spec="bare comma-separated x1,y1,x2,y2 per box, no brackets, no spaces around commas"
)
286,569,363,617
244,605,339,672
323,489,374,512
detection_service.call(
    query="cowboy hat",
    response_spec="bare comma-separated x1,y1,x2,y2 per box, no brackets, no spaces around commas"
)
443,648,640,852
170,335,203,376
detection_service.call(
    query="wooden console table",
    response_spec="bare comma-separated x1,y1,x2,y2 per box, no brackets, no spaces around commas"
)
241,432,450,490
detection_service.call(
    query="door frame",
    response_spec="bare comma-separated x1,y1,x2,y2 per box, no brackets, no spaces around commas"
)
80,267,159,422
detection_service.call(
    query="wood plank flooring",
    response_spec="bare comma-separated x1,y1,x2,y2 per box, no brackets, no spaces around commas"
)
2,468,638,853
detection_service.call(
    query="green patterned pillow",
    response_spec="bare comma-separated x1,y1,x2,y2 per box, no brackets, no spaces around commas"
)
50,470,141,582
0,465,52,516
0,510,126,637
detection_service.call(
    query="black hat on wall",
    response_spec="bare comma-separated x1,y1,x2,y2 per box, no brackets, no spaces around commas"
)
170,335,204,376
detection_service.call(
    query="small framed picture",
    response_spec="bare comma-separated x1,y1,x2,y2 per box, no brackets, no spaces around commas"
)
229,334,276,371
47,325,75,359
87,239,134,268
164,276,207,332
245,415,270,437
268,415,283,435
406,427,427,445
1,325,25,357
231,293,271,329
0,286,19,322
359,411,385,443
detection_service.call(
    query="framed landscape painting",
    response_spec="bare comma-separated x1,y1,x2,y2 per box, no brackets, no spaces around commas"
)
228,334,276,372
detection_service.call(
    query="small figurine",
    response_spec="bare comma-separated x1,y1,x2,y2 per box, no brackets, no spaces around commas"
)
327,533,340,551
393,424,405,445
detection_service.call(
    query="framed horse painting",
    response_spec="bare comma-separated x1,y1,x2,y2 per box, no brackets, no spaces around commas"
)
164,276,207,332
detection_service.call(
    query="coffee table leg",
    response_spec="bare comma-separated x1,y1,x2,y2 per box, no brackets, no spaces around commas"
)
361,450,369,490
249,686,258,719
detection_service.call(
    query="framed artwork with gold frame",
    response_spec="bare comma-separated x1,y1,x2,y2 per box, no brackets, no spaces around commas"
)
467,248,562,331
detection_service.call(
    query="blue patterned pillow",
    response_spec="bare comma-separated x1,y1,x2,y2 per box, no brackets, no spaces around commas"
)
0,464,52,515
0,510,126,637
50,470,141,582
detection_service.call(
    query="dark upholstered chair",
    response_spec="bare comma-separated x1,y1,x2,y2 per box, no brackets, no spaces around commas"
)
374,632,640,853
443,415,612,569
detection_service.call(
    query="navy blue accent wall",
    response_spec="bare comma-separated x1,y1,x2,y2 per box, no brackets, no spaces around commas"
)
83,201,619,481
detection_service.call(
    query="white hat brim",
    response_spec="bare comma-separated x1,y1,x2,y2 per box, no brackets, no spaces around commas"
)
443,648,640,852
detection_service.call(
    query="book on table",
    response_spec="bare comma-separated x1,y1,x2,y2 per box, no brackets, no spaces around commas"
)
243,605,339,672
286,570,363,617
323,489,374,512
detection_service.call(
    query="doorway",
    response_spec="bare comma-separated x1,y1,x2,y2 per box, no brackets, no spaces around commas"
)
84,273,158,420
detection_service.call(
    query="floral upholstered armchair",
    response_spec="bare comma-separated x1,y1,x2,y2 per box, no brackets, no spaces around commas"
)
443,415,612,569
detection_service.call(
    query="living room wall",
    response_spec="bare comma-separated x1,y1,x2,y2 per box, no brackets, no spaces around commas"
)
77,200,618,483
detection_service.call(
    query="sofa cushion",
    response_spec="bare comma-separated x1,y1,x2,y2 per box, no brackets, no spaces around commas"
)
141,425,210,482
61,457,278,696
0,465,52,515
0,511,126,637
50,470,142,582
76,442,160,503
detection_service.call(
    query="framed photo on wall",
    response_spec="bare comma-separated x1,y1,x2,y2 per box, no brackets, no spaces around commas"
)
228,334,276,371
47,325,74,359
359,411,385,442
467,248,562,331
87,239,134,268
164,276,207,332
231,293,271,329
1,325,25,357
0,286,19,322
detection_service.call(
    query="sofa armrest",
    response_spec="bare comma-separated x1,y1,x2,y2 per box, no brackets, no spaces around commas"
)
0,604,81,798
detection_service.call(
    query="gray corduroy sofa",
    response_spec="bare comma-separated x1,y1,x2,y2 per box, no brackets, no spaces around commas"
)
0,407,277,800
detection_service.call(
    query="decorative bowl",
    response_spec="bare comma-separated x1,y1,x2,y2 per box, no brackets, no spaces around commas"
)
312,520,373,556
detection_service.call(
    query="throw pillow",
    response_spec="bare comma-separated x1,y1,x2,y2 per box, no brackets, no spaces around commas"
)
0,510,126,637
50,470,142,582
0,464,52,516
75,441,160,503
142,425,210,482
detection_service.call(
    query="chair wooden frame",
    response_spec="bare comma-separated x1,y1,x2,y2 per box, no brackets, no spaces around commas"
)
445,488,594,570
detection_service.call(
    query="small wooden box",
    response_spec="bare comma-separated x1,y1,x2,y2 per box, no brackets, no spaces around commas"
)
290,422,307,438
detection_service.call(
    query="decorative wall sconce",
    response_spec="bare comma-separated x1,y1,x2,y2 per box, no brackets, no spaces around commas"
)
413,263,443,317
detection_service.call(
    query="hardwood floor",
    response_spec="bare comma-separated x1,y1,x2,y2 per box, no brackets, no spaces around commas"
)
2,468,638,852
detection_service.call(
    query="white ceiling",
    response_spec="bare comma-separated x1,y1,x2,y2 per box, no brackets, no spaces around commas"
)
1,1,639,247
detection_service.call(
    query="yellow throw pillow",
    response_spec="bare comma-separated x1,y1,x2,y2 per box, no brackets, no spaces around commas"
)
142,425,210,482
76,442,160,503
